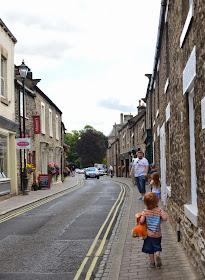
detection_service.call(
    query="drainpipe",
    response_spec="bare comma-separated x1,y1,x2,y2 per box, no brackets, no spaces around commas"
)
149,0,167,91
177,217,181,242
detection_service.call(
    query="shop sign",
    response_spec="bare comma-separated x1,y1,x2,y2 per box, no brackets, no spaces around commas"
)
33,115,41,134
16,138,30,149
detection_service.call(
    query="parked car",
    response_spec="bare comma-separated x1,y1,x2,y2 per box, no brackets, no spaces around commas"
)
78,169,84,174
84,167,100,179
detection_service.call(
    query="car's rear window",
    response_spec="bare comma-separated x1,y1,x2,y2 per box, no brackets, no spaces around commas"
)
87,168,96,171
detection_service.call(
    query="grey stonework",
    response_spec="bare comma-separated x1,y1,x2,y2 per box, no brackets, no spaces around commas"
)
107,1,205,278
14,68,63,192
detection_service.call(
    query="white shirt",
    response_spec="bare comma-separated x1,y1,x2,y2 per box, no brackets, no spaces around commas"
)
133,157,149,177
109,165,113,171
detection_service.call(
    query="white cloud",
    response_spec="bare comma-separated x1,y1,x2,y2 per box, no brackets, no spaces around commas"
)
1,0,161,135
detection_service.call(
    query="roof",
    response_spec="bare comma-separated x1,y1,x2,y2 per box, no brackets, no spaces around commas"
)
0,19,17,43
35,86,62,114
107,124,124,138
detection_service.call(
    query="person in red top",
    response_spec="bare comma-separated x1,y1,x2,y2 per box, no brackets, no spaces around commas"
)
140,192,167,268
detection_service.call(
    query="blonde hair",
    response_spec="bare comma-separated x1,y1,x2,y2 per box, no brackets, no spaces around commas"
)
144,192,159,210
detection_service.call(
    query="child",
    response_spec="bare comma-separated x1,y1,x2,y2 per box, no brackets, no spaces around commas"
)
140,192,167,268
148,164,157,191
149,172,161,199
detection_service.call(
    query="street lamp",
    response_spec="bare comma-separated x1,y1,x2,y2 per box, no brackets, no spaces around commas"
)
18,60,30,194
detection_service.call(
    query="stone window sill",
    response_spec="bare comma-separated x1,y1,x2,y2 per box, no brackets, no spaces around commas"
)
0,97,9,106
166,186,171,197
184,204,198,227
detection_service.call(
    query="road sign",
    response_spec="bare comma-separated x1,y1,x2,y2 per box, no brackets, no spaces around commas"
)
16,138,30,149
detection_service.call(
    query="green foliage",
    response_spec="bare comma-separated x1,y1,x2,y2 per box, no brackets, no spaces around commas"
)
64,125,108,168
102,158,107,165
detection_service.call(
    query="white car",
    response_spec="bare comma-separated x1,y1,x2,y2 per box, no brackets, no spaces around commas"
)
84,167,100,179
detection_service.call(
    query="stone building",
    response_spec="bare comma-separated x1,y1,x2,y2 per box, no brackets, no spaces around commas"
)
34,85,63,184
146,0,205,278
14,65,63,191
0,19,18,197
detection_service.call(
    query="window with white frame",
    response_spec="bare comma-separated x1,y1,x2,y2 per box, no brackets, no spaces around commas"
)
49,109,53,137
41,102,45,134
1,57,6,98
20,91,27,117
56,114,59,140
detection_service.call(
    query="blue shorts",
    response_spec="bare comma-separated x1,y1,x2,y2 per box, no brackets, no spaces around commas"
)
136,175,146,193
142,236,162,254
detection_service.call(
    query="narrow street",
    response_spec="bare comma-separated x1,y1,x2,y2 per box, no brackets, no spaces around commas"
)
0,177,125,280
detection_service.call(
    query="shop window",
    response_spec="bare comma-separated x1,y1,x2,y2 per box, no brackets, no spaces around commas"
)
0,134,8,179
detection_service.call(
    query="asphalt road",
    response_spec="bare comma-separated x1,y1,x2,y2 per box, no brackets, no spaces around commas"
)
0,176,125,280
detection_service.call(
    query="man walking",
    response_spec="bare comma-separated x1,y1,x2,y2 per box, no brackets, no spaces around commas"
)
129,150,149,200
109,165,113,178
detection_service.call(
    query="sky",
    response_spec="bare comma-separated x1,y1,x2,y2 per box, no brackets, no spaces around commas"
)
1,0,161,136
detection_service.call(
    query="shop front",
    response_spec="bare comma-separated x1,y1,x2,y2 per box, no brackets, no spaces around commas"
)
0,116,19,195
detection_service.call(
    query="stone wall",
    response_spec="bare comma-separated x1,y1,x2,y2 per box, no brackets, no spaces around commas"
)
150,1,205,278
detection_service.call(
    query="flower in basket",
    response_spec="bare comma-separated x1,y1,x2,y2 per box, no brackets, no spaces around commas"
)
26,163,35,175
32,181,39,191
48,163,55,178
54,162,60,177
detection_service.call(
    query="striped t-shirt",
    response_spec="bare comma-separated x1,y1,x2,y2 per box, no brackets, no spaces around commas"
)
142,207,166,238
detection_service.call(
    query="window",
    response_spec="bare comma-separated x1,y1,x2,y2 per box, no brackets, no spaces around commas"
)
49,109,53,137
180,0,194,47
20,91,26,117
41,102,45,134
0,134,8,179
56,114,59,140
1,57,6,98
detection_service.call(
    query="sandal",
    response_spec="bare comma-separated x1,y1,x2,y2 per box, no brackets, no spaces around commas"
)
156,255,162,267
150,262,155,268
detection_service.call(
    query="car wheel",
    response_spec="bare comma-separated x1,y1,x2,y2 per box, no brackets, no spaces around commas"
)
97,176,99,179
85,176,87,179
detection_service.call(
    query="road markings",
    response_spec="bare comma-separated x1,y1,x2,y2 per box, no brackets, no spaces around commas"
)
73,182,125,280
0,179,84,224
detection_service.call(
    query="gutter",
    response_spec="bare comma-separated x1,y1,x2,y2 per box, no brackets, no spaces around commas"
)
149,0,167,91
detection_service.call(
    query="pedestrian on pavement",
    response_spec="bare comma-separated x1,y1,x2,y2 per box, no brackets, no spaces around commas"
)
140,192,167,268
149,172,161,199
129,150,149,200
71,166,76,177
148,163,158,192
129,159,136,185
109,165,113,178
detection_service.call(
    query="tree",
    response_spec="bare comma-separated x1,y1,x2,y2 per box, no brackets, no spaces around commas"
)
64,130,81,168
76,126,108,167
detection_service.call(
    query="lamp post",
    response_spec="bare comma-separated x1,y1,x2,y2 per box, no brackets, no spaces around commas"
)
18,60,30,194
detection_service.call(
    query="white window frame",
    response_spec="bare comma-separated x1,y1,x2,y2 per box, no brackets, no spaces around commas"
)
56,114,59,140
49,109,53,137
180,2,194,47
1,57,6,98
20,91,27,117
41,102,46,134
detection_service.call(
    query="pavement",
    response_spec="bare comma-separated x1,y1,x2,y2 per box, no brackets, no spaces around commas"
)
0,175,199,280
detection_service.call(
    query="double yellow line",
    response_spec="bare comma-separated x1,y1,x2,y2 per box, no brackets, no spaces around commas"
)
0,179,84,224
74,182,126,280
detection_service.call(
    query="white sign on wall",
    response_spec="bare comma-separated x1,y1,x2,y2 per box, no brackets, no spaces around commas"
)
16,138,30,150
201,97,205,130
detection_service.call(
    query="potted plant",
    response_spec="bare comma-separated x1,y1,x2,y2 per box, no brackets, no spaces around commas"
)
38,180,43,190
32,181,39,191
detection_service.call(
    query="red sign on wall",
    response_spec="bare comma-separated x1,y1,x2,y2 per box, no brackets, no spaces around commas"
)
33,115,41,134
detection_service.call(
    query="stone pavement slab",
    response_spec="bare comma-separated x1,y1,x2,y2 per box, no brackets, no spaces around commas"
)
102,176,199,280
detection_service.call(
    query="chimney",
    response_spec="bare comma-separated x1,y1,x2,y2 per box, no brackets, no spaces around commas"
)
137,99,146,114
120,113,124,124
